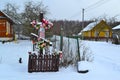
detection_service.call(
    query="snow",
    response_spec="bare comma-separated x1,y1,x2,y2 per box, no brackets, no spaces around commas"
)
78,61,92,71
82,22,97,31
0,11,14,23
81,20,102,32
112,24,120,30
0,39,120,80
78,21,99,35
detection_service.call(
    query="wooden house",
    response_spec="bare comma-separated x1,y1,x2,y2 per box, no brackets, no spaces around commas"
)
112,25,120,44
79,20,112,41
0,11,14,41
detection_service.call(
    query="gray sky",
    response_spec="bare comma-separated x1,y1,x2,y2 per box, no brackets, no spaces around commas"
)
0,0,120,21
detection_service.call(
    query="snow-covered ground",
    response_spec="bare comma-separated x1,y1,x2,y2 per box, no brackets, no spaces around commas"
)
0,39,120,80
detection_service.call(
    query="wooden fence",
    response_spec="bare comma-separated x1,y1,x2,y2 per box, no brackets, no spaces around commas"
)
28,53,59,72
83,37,113,42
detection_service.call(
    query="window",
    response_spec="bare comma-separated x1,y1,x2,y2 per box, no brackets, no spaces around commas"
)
105,31,109,37
95,31,99,37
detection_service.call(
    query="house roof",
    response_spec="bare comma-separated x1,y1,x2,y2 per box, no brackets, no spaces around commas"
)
78,20,109,35
82,20,110,31
82,21,99,31
0,10,15,24
112,25,120,30
78,21,98,35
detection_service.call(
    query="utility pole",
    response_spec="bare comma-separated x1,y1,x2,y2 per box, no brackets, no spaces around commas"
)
77,8,85,60
82,8,84,28
82,8,85,40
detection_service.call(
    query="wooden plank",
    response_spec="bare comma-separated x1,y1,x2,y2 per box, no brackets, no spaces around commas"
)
38,54,42,71
48,55,51,71
28,54,32,72
46,55,48,71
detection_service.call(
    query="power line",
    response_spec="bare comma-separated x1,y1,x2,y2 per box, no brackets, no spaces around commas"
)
113,13,120,18
68,9,82,19
68,0,112,20
85,0,108,11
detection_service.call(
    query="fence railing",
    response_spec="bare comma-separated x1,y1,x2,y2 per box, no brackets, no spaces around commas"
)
83,37,113,42
28,53,59,72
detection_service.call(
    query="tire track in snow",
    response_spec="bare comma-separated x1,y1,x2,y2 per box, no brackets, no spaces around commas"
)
95,54,120,71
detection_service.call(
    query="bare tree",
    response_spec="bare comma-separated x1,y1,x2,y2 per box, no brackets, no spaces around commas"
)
21,1,48,22
2,3,23,39
2,3,21,23
21,1,48,36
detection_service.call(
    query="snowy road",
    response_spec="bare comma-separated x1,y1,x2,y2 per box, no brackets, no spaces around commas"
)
86,41,120,80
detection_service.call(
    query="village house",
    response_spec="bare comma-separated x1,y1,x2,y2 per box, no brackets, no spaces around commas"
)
0,10,15,42
112,25,120,44
79,20,112,41
112,24,120,36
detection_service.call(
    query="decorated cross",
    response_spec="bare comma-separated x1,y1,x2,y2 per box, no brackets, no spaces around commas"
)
31,12,53,41
29,12,62,59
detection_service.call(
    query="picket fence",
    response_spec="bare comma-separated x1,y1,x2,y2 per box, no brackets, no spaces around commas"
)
28,53,59,72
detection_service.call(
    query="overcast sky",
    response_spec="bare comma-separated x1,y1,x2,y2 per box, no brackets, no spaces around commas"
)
0,0,120,21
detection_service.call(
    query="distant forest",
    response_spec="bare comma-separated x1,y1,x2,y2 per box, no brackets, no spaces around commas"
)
49,20,120,37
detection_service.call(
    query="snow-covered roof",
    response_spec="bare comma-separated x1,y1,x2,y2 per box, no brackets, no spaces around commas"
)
78,22,97,35
82,20,103,32
112,25,120,30
78,20,104,35
0,10,15,24
82,22,97,31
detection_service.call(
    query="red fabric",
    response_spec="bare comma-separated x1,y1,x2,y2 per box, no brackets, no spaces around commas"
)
42,19,48,25
42,18,53,29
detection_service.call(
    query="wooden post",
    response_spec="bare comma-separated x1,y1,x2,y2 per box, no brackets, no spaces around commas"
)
60,27,63,51
77,37,81,61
